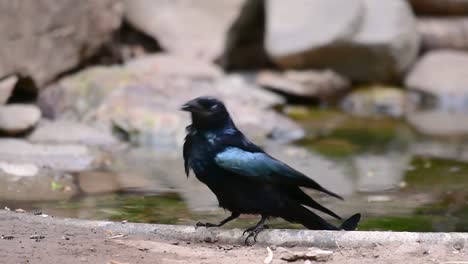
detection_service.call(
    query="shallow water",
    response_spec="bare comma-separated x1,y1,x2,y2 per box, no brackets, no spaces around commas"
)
3,107,468,232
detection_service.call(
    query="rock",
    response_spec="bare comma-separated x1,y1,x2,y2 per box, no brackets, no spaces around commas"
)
76,171,120,194
0,75,18,104
279,247,333,262
405,52,468,137
0,139,101,171
219,0,273,69
0,0,123,86
0,162,40,178
125,54,223,80
0,165,78,201
40,55,303,146
0,104,41,135
407,111,468,136
408,0,468,15
418,18,468,51
341,86,406,118
256,70,350,99
265,0,420,82
405,50,468,109
29,121,117,146
124,0,245,61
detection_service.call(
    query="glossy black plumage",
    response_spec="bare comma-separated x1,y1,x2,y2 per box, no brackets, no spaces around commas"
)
181,96,360,242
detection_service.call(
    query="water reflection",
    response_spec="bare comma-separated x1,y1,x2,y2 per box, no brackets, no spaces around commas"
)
1,108,468,232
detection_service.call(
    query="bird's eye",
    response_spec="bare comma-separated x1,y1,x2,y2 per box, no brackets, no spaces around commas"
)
210,104,218,110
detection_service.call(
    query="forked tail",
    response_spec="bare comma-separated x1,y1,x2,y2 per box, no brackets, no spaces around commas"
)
284,204,361,231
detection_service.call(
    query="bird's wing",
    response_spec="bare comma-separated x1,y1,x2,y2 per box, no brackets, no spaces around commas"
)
214,147,343,200
183,126,193,177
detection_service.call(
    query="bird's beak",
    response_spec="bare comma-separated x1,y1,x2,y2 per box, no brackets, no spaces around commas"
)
180,99,202,112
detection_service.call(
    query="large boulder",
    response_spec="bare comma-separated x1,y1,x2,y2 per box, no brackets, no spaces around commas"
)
406,50,468,102
265,0,420,82
0,139,102,172
256,70,350,100
0,0,123,86
0,164,78,201
39,54,303,147
124,0,245,61
341,85,407,118
405,50,468,136
29,120,118,146
408,0,468,15
418,18,468,51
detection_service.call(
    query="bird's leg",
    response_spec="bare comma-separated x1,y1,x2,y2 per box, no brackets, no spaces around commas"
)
243,215,268,245
196,212,240,228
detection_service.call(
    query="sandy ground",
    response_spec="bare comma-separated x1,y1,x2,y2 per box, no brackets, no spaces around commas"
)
0,212,466,264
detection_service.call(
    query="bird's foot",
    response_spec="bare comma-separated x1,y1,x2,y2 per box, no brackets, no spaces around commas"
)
195,222,219,229
243,224,269,245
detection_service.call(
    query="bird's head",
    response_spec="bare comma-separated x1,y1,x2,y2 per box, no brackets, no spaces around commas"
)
181,96,234,129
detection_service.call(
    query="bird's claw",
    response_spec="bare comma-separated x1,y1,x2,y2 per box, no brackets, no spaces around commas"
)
243,225,268,245
195,222,218,229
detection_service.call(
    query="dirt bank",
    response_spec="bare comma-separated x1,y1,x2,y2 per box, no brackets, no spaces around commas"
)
0,210,466,264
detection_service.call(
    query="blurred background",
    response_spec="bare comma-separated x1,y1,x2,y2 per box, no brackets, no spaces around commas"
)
0,0,467,232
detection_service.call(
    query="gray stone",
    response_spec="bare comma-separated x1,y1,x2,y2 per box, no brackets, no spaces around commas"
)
407,111,468,136
0,75,17,105
0,164,78,201
29,121,117,146
76,171,120,194
0,0,123,86
125,54,223,80
340,86,407,118
124,0,245,61
0,104,41,135
418,18,468,51
0,139,100,172
406,50,468,99
266,0,420,82
40,55,303,146
256,70,350,99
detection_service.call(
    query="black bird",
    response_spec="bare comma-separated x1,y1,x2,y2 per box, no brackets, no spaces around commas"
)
181,96,361,244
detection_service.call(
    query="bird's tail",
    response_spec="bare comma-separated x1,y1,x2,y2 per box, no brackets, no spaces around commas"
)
284,204,361,231
339,213,361,231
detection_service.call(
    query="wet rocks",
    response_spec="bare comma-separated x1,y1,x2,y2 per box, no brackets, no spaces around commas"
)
265,0,420,82
0,139,100,172
0,166,78,201
406,111,468,136
406,50,468,101
0,104,41,135
418,18,468,51
29,121,117,146
39,55,303,146
256,70,350,99
76,171,120,194
405,51,468,135
0,0,123,86
124,0,245,60
341,86,407,118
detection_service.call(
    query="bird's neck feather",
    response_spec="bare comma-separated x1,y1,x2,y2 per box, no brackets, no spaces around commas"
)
190,115,237,134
